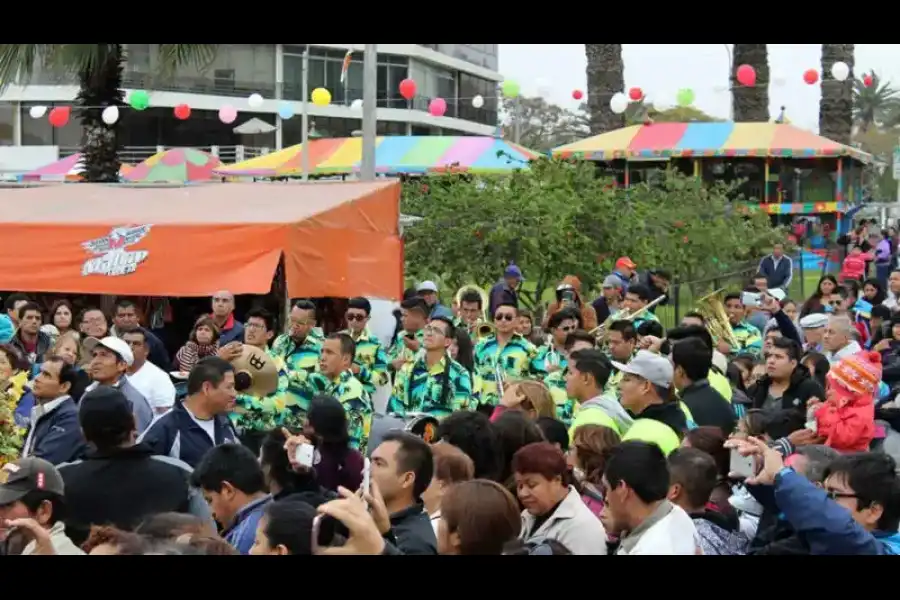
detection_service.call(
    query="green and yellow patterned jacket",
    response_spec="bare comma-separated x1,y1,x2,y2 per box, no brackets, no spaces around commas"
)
305,370,373,452
388,354,472,418
543,369,578,427
230,347,292,433
341,327,389,396
535,343,568,374
387,329,425,368
473,333,545,406
728,320,763,357
272,333,323,422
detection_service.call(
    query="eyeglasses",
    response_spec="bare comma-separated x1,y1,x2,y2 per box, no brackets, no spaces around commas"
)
346,314,366,322
245,322,266,331
494,314,515,322
825,489,858,501
424,325,448,336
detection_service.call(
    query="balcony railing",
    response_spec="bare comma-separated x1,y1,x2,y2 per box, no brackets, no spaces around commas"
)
122,72,277,99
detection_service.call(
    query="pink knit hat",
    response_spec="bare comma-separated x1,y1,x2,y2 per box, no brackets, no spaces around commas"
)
827,351,883,396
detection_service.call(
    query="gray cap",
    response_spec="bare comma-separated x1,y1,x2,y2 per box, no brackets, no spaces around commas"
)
799,313,829,329
611,350,673,388
602,275,623,289
416,280,438,293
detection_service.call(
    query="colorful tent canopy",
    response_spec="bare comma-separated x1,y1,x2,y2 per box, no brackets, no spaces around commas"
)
22,153,133,182
0,181,402,299
214,136,540,177
124,148,222,183
552,123,872,164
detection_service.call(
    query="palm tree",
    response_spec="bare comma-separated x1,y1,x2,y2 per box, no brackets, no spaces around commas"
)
819,44,854,145
731,44,769,122
853,72,900,133
584,44,625,135
0,44,217,182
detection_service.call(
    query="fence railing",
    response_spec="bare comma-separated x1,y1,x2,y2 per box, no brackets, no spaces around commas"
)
59,145,271,164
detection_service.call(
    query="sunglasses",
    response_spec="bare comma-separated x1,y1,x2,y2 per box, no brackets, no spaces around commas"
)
495,314,515,322
560,325,576,333
346,314,366,322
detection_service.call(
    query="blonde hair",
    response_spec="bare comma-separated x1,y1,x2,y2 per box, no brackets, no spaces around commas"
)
513,380,556,419
46,330,82,364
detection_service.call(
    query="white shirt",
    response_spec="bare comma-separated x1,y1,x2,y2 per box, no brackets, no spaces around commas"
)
826,340,862,365
617,504,700,555
127,361,176,412
430,510,441,536
185,404,217,445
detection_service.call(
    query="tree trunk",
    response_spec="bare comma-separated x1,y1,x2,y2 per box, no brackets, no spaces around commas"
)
819,44,855,145
731,44,769,122
76,44,125,182
585,44,625,135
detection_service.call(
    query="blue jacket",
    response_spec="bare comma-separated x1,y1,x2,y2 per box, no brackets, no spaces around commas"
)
773,467,900,555
137,400,239,468
219,321,245,346
758,254,793,290
21,396,87,466
224,495,271,555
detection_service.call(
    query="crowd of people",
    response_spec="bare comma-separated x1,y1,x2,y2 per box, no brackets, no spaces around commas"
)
2,234,900,556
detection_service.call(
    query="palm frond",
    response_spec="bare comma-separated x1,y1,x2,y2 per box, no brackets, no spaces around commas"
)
155,44,218,77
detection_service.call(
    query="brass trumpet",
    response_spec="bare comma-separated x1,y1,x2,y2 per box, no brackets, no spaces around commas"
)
589,294,667,341
454,284,494,339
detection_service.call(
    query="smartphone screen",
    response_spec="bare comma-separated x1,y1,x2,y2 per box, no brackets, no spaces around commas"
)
729,449,756,479
740,292,761,308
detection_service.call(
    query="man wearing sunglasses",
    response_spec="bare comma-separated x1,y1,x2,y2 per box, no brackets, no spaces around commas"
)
340,297,389,397
536,308,582,374
473,303,545,409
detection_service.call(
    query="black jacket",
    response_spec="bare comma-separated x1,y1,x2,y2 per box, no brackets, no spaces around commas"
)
58,444,211,546
382,503,437,555
138,400,239,468
680,379,736,436
746,482,809,555
748,367,824,413
634,401,688,437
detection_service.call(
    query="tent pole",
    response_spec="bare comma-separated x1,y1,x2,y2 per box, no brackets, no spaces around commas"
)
361,44,378,181
301,44,310,181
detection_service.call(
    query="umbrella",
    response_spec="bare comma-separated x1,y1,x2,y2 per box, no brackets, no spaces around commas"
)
124,148,222,183
234,118,277,135
22,153,133,182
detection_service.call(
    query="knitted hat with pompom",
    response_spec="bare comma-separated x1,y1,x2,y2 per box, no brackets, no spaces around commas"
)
828,350,883,396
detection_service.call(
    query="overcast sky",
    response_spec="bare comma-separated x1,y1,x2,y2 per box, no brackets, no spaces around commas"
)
498,44,900,132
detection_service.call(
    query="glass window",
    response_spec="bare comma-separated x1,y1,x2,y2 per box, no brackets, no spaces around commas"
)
377,65,389,108
0,103,14,146
308,58,326,92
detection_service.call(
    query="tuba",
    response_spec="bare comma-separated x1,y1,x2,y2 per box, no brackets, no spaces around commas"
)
454,284,493,339
695,288,740,349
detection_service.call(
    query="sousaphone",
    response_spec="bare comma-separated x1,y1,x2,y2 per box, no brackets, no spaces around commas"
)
231,345,279,398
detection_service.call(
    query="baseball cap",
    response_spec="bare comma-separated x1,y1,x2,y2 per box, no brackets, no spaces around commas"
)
0,457,65,505
768,288,786,302
799,313,829,329
602,275,623,289
615,257,637,270
83,336,134,367
79,386,135,440
611,350,673,388
416,281,438,293
504,264,523,279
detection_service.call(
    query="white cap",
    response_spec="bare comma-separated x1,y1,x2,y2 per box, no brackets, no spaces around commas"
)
768,288,786,302
83,336,134,367
799,313,829,329
417,281,438,293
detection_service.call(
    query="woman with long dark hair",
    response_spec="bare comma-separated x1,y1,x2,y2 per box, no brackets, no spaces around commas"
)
303,394,365,493
800,274,838,318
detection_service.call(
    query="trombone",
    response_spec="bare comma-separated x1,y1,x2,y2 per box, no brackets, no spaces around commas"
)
590,294,667,341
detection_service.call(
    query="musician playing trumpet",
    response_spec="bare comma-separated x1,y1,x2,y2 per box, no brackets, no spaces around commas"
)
457,289,485,340
615,284,661,330
388,317,473,419
474,303,546,408
536,308,582,374
387,298,428,374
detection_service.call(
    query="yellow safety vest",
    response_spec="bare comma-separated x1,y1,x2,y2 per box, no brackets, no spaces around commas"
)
621,418,681,456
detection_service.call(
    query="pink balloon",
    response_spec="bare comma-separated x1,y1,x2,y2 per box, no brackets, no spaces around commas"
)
218,105,237,124
429,97,447,117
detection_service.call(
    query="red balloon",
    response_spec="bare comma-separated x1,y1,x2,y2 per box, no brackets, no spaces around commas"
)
48,106,70,128
174,104,191,120
398,78,417,101
803,69,819,85
572,89,583,100
736,64,756,86
628,87,643,101
863,74,874,87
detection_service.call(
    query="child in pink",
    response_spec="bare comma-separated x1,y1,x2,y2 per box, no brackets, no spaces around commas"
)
840,245,874,283
814,350,879,452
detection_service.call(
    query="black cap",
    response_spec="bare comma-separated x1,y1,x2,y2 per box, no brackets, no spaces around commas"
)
0,458,65,505
79,385,134,441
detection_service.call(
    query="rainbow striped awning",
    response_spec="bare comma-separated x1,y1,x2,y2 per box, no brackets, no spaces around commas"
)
553,123,872,164
215,136,539,177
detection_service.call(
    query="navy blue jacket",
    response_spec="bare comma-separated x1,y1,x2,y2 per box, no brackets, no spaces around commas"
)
137,400,239,468
219,321,245,346
758,254,793,290
21,396,87,466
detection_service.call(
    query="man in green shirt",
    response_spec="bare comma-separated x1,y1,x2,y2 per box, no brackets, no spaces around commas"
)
341,297,389,397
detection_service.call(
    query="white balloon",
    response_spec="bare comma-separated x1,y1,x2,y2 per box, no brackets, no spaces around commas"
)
831,61,850,82
350,99,363,110
248,93,264,108
101,106,119,125
29,105,47,119
472,94,485,109
609,92,628,115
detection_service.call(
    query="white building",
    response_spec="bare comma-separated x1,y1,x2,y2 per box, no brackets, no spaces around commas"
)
0,44,502,160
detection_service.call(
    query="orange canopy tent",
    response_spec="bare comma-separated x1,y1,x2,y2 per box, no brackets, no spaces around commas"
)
0,181,402,299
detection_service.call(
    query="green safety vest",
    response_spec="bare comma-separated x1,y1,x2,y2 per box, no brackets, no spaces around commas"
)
567,406,621,444
621,418,681,456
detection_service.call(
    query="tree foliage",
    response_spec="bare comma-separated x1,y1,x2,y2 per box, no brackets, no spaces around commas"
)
402,158,782,308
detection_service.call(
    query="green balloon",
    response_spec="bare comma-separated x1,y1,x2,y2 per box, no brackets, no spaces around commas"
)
501,80,520,99
129,90,150,111
676,88,695,107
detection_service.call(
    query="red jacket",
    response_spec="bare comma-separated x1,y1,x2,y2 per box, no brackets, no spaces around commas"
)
815,393,875,453
840,252,874,282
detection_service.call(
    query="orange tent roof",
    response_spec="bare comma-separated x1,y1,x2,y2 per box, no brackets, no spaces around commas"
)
0,181,402,299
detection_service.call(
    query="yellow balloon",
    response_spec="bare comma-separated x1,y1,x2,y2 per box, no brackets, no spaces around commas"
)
311,87,332,107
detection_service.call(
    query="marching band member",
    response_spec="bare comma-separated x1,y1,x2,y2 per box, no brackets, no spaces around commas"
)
604,320,638,399
272,300,323,425
473,303,545,408
616,284,660,331
456,288,485,340
544,330,595,427
340,297,389,397
387,297,428,375
536,308,581,375
388,317,473,418
722,293,763,357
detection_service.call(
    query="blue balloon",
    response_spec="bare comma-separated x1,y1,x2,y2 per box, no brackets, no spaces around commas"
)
278,102,295,120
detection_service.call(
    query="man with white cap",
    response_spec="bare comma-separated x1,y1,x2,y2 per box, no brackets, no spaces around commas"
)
591,275,624,324
416,281,454,320
799,313,828,353
82,336,154,434
614,350,688,456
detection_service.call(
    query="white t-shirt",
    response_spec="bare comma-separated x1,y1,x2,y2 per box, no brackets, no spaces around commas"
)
127,361,176,412
185,404,217,445
617,504,701,555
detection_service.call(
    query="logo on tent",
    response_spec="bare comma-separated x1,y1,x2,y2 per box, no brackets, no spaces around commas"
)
81,225,152,277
